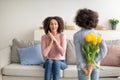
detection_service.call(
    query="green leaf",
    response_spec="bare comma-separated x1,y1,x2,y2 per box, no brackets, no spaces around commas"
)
109,18,119,25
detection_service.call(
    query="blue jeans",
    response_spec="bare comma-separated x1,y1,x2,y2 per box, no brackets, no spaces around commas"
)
78,69,100,80
43,59,67,80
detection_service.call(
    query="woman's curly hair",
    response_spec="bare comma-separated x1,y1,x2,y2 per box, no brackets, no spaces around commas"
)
74,8,99,29
42,16,64,34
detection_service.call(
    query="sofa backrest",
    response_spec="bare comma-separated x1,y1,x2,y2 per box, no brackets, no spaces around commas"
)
11,39,77,64
66,39,120,66
11,39,120,67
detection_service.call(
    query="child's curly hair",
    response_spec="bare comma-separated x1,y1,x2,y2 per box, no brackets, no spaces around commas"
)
74,8,99,29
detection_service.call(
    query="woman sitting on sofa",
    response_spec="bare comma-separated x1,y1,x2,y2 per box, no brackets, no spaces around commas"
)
41,16,67,80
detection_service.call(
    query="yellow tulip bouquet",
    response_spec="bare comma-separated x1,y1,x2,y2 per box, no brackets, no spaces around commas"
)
82,33,102,80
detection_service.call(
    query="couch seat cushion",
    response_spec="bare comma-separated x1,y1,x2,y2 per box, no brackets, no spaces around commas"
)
2,63,63,77
63,65,120,78
63,65,77,78
100,66,120,77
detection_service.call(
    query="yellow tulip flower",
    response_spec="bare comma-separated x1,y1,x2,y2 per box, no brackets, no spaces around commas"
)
92,39,97,45
85,34,92,42
97,36,102,43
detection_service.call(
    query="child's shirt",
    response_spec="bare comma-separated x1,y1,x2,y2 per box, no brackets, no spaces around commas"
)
74,28,108,70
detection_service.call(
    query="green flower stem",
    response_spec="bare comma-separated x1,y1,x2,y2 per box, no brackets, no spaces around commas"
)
82,42,103,80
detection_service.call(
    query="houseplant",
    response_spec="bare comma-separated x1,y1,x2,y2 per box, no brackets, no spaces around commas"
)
109,18,119,30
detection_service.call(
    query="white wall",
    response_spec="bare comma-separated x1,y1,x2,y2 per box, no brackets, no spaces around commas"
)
0,0,120,50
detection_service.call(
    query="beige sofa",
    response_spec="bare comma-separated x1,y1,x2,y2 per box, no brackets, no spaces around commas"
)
0,39,120,80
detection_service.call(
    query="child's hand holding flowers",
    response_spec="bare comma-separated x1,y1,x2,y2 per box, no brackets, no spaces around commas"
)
82,33,102,80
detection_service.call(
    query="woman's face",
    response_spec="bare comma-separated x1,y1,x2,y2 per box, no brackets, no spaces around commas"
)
50,19,58,33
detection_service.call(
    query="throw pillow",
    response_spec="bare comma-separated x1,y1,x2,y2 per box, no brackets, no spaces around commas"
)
17,44,45,65
66,39,76,65
100,45,120,67
11,39,40,63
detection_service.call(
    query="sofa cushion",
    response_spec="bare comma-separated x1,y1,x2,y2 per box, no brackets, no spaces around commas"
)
11,39,40,63
2,63,63,77
66,39,76,65
105,39,120,45
2,76,45,80
63,65,77,78
2,63,44,77
101,45,120,67
100,66,120,77
63,65,120,78
17,44,45,65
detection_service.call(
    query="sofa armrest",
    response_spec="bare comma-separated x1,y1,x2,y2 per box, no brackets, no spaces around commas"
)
0,46,11,70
